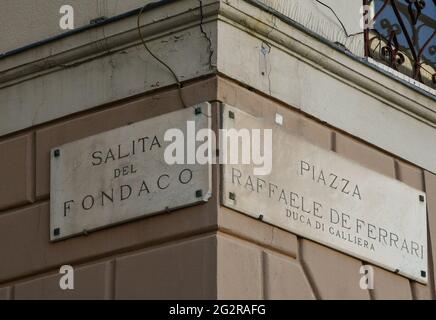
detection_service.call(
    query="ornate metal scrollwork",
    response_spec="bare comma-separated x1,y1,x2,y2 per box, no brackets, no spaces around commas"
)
364,0,435,88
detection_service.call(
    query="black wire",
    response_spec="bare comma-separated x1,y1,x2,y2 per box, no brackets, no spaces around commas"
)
136,1,214,118
314,0,365,38
137,2,187,108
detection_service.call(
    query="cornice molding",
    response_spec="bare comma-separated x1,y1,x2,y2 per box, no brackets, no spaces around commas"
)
0,0,220,87
218,0,436,127
0,0,435,172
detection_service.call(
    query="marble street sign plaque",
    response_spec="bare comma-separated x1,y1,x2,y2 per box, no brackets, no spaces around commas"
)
222,105,428,283
51,103,212,241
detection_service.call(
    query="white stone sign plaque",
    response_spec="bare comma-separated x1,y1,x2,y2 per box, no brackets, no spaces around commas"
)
51,103,212,241
222,105,428,283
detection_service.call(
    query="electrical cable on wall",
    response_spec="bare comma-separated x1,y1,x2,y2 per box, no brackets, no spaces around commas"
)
137,1,188,109
314,0,365,38
137,0,215,117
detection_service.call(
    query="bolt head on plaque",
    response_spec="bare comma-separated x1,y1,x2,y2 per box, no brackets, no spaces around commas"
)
50,104,212,241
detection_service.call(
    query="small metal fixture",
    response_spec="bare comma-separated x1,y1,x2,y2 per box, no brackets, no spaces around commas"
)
275,113,283,126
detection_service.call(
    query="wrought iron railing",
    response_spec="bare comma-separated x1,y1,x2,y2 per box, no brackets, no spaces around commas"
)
364,0,435,89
